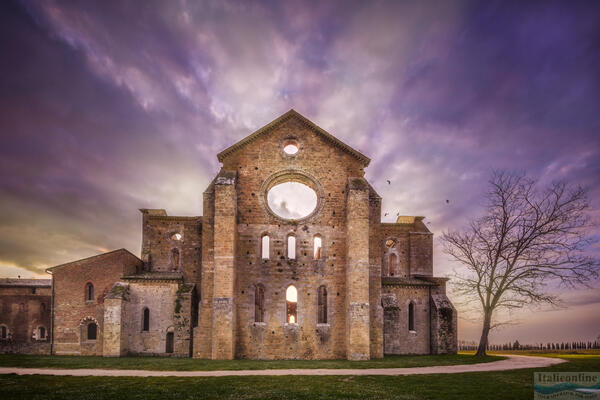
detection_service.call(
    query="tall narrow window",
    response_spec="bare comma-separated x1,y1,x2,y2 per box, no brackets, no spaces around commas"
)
1,326,6,339
287,235,296,259
313,235,322,259
171,248,180,270
389,253,397,276
254,285,265,323
261,235,270,259
38,326,45,339
87,323,97,340
408,302,415,331
317,286,327,324
41,303,46,312
286,285,297,324
85,283,94,301
142,308,150,331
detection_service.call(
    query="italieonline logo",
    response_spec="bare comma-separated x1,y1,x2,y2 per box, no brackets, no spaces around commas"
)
534,372,600,399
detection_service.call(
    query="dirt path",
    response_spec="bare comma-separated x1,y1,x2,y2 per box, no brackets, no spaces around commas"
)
0,355,565,377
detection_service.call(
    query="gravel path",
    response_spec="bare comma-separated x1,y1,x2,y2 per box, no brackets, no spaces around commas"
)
0,355,565,377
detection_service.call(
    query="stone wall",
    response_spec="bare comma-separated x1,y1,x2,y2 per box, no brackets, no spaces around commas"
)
209,116,369,360
121,279,191,357
50,249,141,355
2,110,457,359
140,210,202,283
0,281,51,354
381,283,432,355
430,279,458,354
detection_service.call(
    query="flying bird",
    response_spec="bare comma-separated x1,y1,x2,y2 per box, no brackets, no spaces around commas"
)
384,212,388,216
387,180,391,185
446,199,450,204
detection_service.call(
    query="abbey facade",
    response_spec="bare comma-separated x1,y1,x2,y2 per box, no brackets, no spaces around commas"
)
0,110,456,359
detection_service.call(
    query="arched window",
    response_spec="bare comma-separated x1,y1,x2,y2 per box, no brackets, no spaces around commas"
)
313,235,322,259
408,302,415,331
287,235,296,259
85,283,94,301
38,326,46,339
261,235,270,260
0,325,7,339
87,323,97,340
142,308,150,331
171,248,180,271
389,253,397,276
317,286,327,324
286,285,297,324
254,285,265,323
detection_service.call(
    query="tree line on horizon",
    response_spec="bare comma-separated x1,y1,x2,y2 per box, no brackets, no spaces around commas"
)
458,339,600,351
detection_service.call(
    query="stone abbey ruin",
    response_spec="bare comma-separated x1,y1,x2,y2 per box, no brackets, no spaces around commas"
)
0,110,456,359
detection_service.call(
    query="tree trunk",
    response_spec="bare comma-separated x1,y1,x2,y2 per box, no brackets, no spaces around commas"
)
476,311,492,356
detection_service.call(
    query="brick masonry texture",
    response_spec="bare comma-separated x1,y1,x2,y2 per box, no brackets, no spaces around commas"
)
1,110,456,359
0,280,51,354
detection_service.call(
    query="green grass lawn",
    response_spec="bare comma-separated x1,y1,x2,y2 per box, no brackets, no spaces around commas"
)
0,353,501,371
1,353,598,399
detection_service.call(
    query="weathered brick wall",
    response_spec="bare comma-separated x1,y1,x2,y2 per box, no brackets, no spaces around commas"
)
194,185,215,358
409,231,433,277
122,279,190,356
346,178,371,360
368,189,383,358
381,284,431,354
140,210,202,282
234,223,346,359
380,224,412,277
103,283,129,357
0,284,51,353
205,115,369,360
51,249,141,355
211,171,237,359
430,279,458,354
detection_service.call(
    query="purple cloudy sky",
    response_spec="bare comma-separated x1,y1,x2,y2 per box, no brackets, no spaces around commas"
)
1,0,599,343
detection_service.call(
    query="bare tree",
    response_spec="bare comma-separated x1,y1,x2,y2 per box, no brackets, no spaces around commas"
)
442,171,599,356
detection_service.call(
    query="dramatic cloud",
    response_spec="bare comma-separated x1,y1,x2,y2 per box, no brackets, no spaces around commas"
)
0,0,598,342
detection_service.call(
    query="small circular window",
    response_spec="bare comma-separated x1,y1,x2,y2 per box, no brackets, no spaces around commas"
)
267,182,317,219
283,140,299,155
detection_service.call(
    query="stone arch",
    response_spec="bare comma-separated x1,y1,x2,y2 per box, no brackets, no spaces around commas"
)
84,282,94,301
383,237,403,277
286,233,296,259
259,169,325,223
0,324,8,340
408,300,416,332
37,326,47,340
79,316,99,342
165,326,175,354
285,284,298,324
142,307,150,331
171,248,180,271
261,233,270,260
313,234,323,260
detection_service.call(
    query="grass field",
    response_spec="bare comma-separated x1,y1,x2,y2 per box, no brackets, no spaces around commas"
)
0,353,501,371
0,352,599,399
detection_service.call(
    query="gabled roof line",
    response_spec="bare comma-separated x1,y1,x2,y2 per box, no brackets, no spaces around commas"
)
45,248,141,273
216,109,371,166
